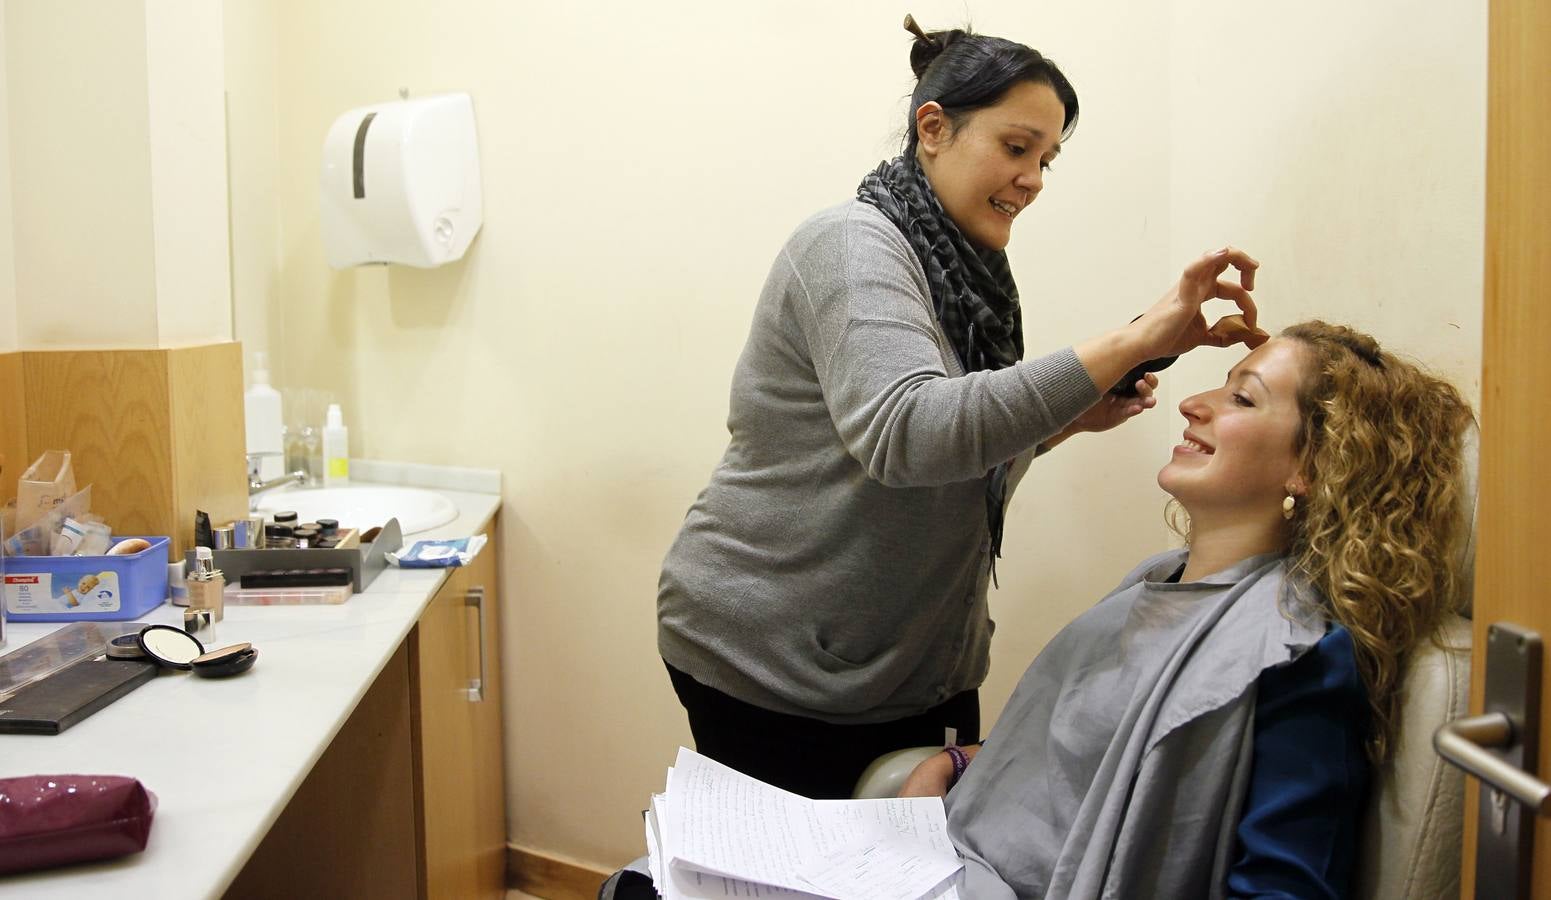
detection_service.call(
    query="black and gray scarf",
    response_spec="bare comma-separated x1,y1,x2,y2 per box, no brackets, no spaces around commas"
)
857,155,1023,579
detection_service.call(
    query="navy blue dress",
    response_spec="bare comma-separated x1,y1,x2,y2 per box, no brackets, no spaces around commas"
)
1227,625,1371,899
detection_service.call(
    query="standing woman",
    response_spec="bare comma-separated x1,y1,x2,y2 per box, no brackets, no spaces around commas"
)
656,16,1264,798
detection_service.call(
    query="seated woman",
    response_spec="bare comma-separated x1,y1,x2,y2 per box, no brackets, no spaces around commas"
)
605,320,1473,899
908,319,1473,898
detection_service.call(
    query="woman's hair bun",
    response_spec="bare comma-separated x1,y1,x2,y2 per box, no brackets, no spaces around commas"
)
903,14,964,79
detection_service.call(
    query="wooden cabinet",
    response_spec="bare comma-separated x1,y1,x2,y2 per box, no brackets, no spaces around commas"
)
411,516,507,899
226,643,421,900
226,513,506,900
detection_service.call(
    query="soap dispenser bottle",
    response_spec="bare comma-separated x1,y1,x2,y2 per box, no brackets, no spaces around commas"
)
245,352,284,481
323,403,350,486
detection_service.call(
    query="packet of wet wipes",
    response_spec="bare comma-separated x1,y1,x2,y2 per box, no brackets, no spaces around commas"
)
386,534,488,568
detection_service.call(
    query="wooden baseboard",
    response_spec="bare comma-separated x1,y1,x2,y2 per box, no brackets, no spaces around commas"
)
507,845,614,900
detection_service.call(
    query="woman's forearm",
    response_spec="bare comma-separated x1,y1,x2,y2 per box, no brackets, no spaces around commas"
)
1071,326,1150,398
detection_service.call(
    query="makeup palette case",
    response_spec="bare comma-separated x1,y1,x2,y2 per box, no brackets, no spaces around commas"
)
0,657,157,735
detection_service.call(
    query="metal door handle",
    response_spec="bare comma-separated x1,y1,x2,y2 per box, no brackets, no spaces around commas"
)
1432,622,1542,900
1434,712,1551,815
465,585,486,702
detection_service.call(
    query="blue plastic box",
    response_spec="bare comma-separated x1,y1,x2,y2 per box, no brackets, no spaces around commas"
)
2,536,170,622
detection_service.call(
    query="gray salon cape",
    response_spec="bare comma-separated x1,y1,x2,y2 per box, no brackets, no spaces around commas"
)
944,549,1326,899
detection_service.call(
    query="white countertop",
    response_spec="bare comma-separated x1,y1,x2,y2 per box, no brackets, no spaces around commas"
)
0,485,501,898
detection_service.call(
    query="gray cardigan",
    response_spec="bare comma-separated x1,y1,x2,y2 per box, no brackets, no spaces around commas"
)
657,200,1100,723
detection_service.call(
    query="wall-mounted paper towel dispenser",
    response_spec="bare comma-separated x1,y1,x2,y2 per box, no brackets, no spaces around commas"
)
320,92,482,268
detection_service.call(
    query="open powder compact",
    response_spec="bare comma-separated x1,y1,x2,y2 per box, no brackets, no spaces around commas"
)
135,625,206,670
190,643,258,679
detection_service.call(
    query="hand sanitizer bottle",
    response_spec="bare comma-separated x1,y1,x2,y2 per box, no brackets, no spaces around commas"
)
323,403,350,486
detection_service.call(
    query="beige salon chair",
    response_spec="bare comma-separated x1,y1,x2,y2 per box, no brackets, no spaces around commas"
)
855,431,1481,900
1352,425,1478,899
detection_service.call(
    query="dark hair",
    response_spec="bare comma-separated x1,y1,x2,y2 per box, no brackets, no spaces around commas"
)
902,18,1079,152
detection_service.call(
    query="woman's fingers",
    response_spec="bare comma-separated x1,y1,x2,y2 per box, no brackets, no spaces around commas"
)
1211,278,1260,333
1217,248,1259,327
1205,313,1271,348
1132,372,1159,407
1133,246,1262,360
1178,252,1260,329
1212,278,1253,308
1221,246,1259,292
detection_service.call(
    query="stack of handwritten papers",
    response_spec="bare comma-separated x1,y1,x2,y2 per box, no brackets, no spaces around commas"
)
644,747,963,899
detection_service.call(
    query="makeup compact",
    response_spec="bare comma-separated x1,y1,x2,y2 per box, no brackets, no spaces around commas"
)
105,633,147,660
134,626,258,678
135,625,205,670
189,643,258,679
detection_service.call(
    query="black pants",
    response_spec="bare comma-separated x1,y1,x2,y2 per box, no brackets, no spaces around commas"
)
665,660,980,799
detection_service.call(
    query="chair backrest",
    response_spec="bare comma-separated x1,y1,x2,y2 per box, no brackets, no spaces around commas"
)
1353,613,1470,900
1353,424,1479,899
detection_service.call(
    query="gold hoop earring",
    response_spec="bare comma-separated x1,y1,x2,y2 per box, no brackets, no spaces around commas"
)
1282,495,1297,521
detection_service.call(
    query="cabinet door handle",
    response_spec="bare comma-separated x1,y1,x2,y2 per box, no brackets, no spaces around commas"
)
465,586,487,702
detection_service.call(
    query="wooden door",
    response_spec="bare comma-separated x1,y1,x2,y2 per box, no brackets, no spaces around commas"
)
1461,0,1551,894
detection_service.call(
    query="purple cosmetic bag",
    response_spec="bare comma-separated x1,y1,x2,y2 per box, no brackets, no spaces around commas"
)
0,775,156,875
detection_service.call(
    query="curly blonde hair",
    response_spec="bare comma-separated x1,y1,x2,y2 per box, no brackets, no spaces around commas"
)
1280,321,1475,763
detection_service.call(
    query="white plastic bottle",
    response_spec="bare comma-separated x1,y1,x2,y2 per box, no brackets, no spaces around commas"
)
323,403,350,486
244,352,285,481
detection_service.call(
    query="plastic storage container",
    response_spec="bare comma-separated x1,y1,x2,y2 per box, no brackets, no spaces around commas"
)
2,537,170,622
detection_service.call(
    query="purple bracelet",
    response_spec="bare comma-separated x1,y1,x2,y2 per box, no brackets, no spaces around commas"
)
944,745,969,788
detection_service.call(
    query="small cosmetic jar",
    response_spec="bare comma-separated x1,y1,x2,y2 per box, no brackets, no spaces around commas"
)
264,524,297,549
183,606,216,639
237,515,265,549
106,633,147,660
168,560,189,607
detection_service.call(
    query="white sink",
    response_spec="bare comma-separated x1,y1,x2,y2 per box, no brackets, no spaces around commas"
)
252,485,458,536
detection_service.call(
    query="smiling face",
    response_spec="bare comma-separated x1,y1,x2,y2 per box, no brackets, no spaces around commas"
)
1157,338,1311,525
914,80,1065,251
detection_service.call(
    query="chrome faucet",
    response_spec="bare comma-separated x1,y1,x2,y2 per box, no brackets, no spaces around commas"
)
247,453,309,500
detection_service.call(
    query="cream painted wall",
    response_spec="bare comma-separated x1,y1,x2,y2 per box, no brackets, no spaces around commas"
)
1160,0,1485,413
0,7,16,354
224,0,281,379
7,0,157,347
5,0,230,350
145,0,232,348
224,0,1485,870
